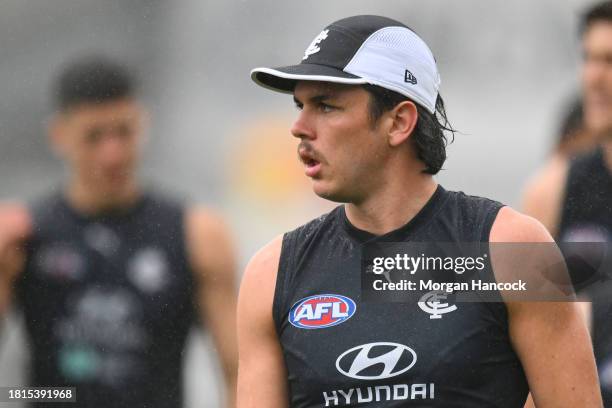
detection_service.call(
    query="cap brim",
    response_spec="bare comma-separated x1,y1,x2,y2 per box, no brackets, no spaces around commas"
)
251,64,367,94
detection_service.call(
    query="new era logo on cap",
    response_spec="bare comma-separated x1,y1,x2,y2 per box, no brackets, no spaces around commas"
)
251,15,441,114
404,70,417,85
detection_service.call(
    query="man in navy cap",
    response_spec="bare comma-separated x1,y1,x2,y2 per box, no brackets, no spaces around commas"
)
238,15,602,407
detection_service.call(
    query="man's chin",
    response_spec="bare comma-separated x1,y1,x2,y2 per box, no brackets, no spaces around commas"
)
586,113,612,137
312,182,351,204
94,179,133,198
591,125,612,142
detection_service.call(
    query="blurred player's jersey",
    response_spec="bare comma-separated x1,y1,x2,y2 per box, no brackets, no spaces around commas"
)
17,191,195,408
274,185,529,407
559,146,612,243
558,146,612,406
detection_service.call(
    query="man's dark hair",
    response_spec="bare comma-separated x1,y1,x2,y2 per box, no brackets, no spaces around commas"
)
54,55,136,110
363,84,455,175
580,1,612,34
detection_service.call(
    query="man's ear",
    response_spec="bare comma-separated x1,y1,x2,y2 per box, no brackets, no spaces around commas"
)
388,100,418,147
47,113,67,157
136,104,151,146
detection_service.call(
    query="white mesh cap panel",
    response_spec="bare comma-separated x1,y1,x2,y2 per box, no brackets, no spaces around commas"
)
343,27,441,113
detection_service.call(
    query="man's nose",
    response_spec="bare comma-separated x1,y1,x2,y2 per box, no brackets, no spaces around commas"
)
290,109,315,140
583,58,607,91
99,134,128,163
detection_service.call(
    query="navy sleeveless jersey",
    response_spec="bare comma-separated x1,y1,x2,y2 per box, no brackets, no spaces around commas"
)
16,191,196,408
273,185,529,407
558,147,612,405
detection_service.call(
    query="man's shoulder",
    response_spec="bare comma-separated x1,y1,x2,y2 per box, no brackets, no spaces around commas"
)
570,145,604,170
11,190,67,232
142,189,187,213
491,206,554,243
520,154,570,236
435,187,505,240
0,201,32,240
443,187,505,209
26,189,63,214
243,235,284,288
245,207,343,279
185,206,231,246
522,154,569,206
283,206,343,244
441,183,548,242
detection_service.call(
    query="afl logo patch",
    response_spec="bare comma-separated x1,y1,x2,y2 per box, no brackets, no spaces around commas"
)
289,294,356,329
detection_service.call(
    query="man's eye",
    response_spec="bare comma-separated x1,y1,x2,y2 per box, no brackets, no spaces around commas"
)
85,128,103,144
319,103,334,113
115,123,132,140
294,103,303,111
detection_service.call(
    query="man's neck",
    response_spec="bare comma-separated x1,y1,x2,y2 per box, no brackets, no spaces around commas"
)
65,179,141,216
602,139,612,172
344,174,438,236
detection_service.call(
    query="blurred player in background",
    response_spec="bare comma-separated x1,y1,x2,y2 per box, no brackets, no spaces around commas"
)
522,0,612,405
0,55,237,407
523,1,612,239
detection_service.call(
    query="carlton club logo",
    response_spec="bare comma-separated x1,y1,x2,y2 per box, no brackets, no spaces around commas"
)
303,29,329,60
289,294,356,329
418,290,457,319
336,342,417,380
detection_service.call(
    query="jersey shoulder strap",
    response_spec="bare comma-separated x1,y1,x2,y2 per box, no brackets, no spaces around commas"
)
273,207,343,330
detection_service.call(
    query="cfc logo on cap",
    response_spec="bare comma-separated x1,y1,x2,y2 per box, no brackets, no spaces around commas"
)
303,29,329,60
289,293,356,329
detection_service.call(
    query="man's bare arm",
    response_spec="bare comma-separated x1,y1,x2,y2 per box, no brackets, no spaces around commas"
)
521,154,569,238
0,204,31,317
186,208,239,408
491,207,601,407
237,236,288,408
